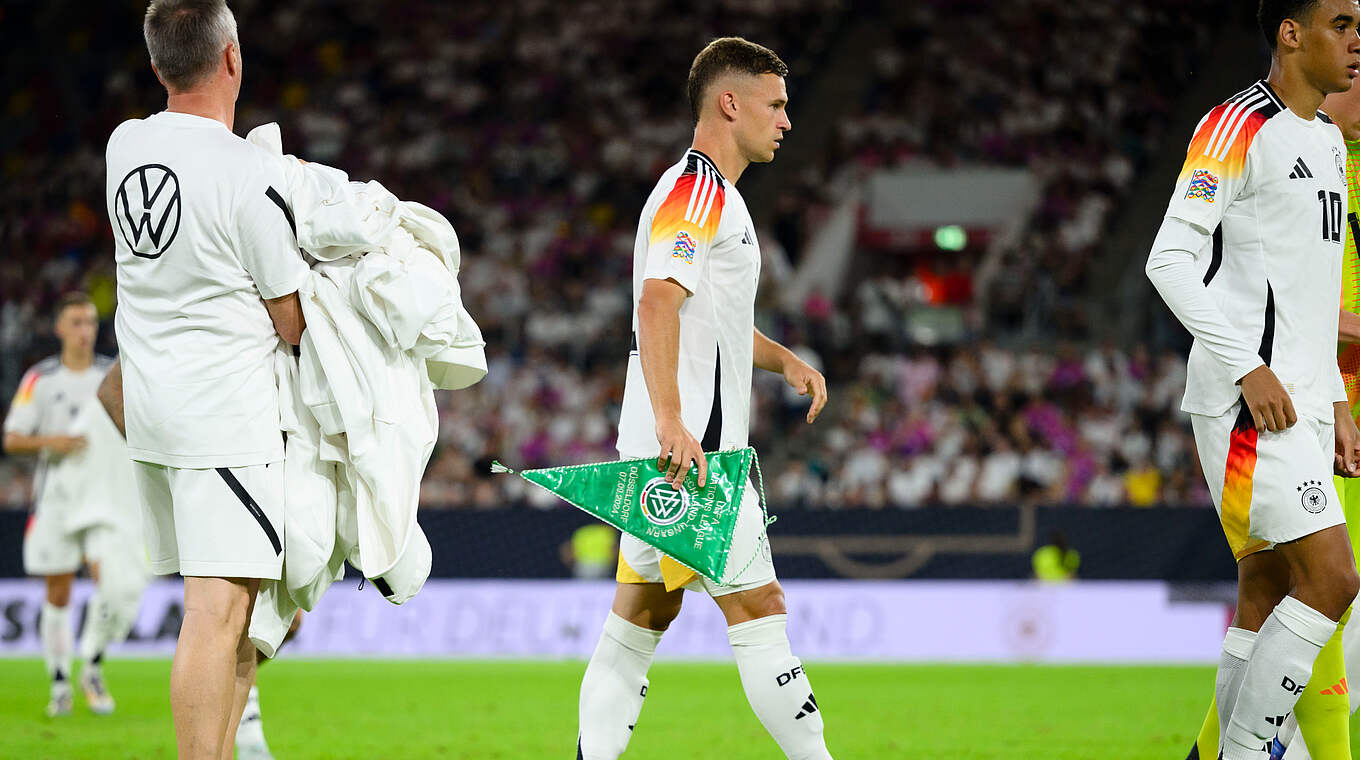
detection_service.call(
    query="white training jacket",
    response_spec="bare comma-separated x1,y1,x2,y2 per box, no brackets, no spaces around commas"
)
245,124,487,655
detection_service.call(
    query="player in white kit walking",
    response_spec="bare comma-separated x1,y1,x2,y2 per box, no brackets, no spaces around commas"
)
4,292,147,718
575,37,832,760
105,2,307,757
1146,2,1360,757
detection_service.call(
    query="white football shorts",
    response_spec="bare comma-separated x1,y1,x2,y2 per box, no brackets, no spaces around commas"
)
1192,400,1344,560
23,516,117,576
133,461,284,579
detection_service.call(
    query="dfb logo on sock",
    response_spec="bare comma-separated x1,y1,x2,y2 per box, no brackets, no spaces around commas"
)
1280,676,1306,695
776,666,803,687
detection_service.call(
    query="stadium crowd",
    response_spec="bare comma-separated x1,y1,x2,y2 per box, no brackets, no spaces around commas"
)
0,0,1233,509
790,0,1229,337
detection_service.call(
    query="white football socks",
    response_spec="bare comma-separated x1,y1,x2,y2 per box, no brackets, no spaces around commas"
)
728,614,832,760
236,685,272,753
578,612,661,760
77,583,141,669
40,602,73,684
77,591,111,668
1224,597,1336,760
1216,627,1258,750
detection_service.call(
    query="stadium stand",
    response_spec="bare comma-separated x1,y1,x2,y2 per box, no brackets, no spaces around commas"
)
0,0,1244,512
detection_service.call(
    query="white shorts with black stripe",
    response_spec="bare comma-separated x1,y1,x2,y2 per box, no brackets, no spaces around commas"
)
132,461,284,579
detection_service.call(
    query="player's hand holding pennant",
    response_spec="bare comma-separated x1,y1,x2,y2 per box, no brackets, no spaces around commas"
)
492,448,764,584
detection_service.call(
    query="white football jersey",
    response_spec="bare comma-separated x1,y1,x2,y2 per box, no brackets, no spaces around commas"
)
106,112,309,467
1163,81,1347,422
3,355,132,529
617,149,762,456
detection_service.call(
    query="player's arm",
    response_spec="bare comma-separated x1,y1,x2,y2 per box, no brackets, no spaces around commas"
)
2,370,83,455
1145,107,1294,433
264,292,305,345
637,163,727,487
1146,218,1294,432
240,156,310,346
1340,308,1360,344
753,328,827,423
2,432,85,456
637,277,706,488
1335,400,1360,476
96,358,125,437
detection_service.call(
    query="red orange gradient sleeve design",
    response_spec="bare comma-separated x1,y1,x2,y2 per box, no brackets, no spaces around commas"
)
3,370,41,435
643,168,726,294
1166,104,1268,232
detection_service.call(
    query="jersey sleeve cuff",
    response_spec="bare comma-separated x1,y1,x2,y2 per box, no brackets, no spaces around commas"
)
256,264,310,301
642,267,697,296
1231,360,1265,385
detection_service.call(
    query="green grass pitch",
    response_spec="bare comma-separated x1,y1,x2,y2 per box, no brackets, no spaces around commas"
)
0,659,1334,759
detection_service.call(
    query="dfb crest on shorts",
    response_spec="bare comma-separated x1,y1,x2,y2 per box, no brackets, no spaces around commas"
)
639,477,691,526
114,164,181,259
1298,480,1327,514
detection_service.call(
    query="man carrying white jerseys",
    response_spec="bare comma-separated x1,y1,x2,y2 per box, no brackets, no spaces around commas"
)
105,2,307,757
576,38,832,760
1147,2,1360,757
3,293,147,718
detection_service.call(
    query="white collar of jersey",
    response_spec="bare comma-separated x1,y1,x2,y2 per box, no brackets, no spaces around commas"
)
154,110,229,130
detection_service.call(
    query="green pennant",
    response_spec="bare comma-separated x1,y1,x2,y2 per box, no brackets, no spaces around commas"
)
493,448,762,585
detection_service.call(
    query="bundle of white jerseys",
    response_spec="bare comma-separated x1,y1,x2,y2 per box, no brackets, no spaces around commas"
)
244,124,487,656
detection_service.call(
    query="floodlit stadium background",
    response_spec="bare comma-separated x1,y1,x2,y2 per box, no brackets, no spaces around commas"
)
0,1,1310,757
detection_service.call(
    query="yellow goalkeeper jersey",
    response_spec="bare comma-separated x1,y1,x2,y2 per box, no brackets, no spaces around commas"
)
1341,140,1360,419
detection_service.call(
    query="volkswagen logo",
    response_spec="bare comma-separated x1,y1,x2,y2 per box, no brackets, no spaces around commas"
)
639,477,691,526
114,164,181,259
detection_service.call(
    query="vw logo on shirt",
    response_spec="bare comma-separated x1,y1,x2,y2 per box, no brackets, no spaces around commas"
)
114,164,181,259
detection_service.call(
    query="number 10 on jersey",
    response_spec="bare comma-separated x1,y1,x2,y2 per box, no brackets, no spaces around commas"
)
1320,190,1343,243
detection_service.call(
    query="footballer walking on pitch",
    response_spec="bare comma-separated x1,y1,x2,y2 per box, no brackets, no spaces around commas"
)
576,37,832,760
3,293,147,718
1262,56,1360,760
1147,1,1360,758
106,1,307,757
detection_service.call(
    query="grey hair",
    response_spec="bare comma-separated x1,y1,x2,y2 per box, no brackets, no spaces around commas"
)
143,0,239,91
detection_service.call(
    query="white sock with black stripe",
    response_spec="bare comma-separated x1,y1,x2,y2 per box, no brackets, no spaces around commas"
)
577,612,660,760
40,602,73,685
1224,597,1336,760
728,614,832,760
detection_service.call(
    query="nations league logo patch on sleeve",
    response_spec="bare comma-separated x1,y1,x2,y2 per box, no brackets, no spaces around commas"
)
1185,168,1219,203
671,230,697,263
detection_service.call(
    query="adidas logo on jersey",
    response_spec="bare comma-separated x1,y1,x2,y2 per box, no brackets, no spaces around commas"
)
1288,157,1314,180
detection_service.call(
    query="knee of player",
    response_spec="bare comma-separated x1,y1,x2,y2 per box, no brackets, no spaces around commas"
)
742,581,788,619
1334,566,1360,611
45,576,74,607
653,597,684,629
